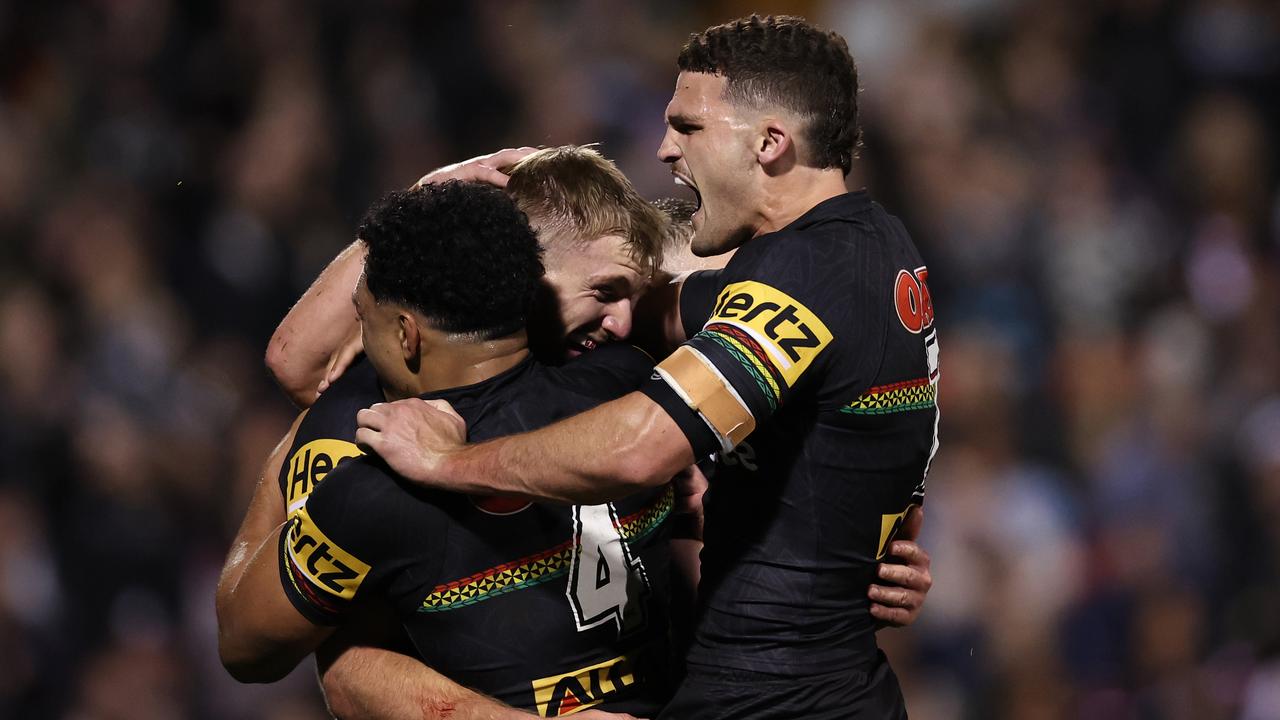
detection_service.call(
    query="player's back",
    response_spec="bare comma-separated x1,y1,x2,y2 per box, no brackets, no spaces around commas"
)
279,345,674,717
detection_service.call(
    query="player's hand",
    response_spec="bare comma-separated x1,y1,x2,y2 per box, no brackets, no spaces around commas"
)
355,399,466,487
412,147,538,189
868,506,932,628
316,324,364,396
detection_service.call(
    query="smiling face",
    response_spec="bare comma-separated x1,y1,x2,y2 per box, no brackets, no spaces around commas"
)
535,232,648,360
657,71,762,256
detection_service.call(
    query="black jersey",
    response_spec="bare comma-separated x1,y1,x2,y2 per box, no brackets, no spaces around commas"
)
277,347,674,717
643,192,940,679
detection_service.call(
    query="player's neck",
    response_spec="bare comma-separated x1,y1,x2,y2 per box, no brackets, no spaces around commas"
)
753,167,848,238
385,333,530,401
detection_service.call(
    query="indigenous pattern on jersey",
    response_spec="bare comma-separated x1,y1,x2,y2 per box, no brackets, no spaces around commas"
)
643,192,939,692
277,347,673,717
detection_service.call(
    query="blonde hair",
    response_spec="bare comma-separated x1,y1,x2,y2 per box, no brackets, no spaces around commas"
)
506,146,665,276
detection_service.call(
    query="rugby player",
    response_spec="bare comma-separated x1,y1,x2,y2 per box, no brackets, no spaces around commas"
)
218,180,666,718
354,15,938,719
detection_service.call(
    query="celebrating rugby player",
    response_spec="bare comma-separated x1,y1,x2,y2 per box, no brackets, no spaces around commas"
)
356,16,938,719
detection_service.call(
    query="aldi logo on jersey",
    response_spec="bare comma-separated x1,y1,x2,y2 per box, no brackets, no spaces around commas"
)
285,439,364,516
285,505,371,601
703,281,833,392
531,653,639,716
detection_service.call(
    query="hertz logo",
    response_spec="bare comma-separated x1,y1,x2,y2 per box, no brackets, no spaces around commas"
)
285,439,363,515
707,281,833,388
531,654,638,717
286,505,371,600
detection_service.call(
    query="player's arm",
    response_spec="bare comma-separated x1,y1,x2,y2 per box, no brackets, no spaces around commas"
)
217,521,337,682
216,414,321,681
315,607,538,720
265,149,537,406
357,390,695,505
267,241,367,408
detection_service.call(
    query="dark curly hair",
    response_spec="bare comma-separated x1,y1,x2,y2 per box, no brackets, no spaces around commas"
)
678,14,860,175
358,181,544,339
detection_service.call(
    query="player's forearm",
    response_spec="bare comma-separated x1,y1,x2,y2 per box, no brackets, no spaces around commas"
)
320,645,534,720
448,392,694,504
267,240,366,407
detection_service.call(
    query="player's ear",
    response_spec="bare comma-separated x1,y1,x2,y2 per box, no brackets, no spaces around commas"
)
756,117,794,173
398,313,420,362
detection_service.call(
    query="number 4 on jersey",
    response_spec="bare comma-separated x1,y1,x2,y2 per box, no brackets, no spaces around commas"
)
566,504,649,635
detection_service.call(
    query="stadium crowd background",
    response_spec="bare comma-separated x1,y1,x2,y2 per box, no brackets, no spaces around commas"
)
1,0,1278,718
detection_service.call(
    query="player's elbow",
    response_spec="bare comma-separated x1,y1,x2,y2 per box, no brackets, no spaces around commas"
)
265,334,318,408
317,659,360,719
216,605,294,684
219,638,293,684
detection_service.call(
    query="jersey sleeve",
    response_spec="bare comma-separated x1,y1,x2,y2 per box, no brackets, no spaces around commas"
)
678,269,723,340
277,457,414,625
642,236,881,456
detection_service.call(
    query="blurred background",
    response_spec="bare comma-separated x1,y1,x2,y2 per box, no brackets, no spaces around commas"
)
1,0,1277,718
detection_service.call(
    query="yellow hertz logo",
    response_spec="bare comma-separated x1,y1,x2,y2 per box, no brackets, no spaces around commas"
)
286,505,371,600
876,505,918,560
286,439,363,515
532,654,637,717
708,281,833,388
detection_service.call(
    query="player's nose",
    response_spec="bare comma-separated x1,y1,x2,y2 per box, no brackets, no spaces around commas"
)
602,299,633,340
657,128,680,164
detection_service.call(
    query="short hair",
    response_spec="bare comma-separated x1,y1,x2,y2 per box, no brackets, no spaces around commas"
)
678,14,860,175
358,181,544,339
505,145,665,277
651,197,696,257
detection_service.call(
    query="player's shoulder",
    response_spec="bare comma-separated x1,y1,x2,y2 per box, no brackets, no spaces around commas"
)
316,357,381,407
306,454,393,510
304,448,450,520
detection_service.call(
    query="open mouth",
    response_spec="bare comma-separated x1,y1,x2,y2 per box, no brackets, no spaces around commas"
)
566,335,601,356
673,172,703,211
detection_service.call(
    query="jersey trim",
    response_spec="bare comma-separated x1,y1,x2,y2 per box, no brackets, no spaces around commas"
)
418,487,673,614
839,377,936,415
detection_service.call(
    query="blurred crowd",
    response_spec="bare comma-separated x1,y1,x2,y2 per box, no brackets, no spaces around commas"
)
0,0,1277,718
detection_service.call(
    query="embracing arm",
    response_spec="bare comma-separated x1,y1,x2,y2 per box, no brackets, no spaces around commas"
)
316,611,535,720
216,413,335,681
358,392,695,505
266,241,366,408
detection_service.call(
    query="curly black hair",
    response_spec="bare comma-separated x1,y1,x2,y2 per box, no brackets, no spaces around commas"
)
358,181,544,339
678,14,860,175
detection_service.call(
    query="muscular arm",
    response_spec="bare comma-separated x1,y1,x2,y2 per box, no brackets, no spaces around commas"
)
316,609,535,720
216,415,308,678
358,392,695,505
266,241,366,408
218,520,335,682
